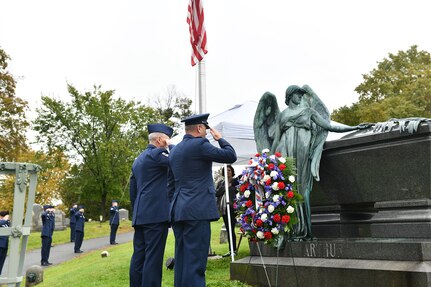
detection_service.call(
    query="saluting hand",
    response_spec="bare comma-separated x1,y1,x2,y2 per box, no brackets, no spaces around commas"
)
210,127,222,141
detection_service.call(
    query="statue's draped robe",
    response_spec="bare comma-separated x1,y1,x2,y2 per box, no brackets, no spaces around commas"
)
273,107,314,237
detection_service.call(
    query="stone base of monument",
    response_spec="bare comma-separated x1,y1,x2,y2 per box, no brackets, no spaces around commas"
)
231,239,431,287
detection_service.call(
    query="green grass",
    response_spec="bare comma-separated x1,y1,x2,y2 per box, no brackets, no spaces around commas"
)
26,220,134,251
34,220,252,287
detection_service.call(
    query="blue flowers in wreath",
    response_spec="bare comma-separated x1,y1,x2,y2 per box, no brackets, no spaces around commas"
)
234,149,303,247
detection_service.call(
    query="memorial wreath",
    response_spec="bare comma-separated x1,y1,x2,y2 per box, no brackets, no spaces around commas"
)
234,149,302,247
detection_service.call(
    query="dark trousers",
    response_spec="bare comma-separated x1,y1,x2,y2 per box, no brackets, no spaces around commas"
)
110,224,119,244
41,236,52,263
0,247,7,274
172,220,211,287
74,231,84,251
70,223,76,242
129,222,169,287
222,208,237,252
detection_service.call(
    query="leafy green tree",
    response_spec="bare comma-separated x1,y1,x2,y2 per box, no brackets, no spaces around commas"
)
0,47,29,161
34,84,160,218
332,45,431,124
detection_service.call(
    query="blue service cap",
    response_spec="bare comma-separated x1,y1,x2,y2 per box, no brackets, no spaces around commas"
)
181,113,210,128
147,124,174,137
78,205,85,209
112,200,118,203
0,210,9,217
43,205,51,210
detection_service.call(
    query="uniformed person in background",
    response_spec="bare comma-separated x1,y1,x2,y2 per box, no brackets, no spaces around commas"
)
41,205,54,266
129,123,174,287
109,200,120,245
0,210,10,274
169,114,237,287
69,203,78,242
49,205,55,247
74,205,85,253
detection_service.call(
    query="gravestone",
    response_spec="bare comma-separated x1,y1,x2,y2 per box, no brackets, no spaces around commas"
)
119,209,129,221
219,224,228,244
31,204,43,232
231,121,431,286
53,210,66,231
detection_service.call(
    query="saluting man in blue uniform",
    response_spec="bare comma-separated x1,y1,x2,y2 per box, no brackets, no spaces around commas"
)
109,200,120,245
49,206,55,247
69,203,78,242
74,206,85,253
41,205,54,266
0,210,10,274
169,113,237,287
129,123,174,287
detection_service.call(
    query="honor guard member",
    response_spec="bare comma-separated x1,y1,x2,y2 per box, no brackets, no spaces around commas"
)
74,206,85,253
0,211,10,274
129,123,174,287
169,114,237,287
49,206,55,247
69,204,78,242
41,205,54,266
109,200,120,245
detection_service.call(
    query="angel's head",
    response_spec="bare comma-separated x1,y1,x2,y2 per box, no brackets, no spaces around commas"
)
285,85,306,105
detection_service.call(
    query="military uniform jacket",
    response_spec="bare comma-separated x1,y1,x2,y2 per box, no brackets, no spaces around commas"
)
109,206,119,225
49,212,55,236
130,144,173,226
169,135,237,222
69,208,77,224
41,212,52,237
0,219,10,248
75,212,85,232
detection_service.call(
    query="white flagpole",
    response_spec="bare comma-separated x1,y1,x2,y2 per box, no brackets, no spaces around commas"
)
224,164,235,262
197,60,207,113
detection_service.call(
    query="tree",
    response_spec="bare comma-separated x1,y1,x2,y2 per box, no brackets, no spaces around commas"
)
332,45,431,124
152,85,193,135
34,84,160,218
0,47,29,161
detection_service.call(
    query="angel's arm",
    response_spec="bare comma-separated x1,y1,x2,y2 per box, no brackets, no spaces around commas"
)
310,110,359,132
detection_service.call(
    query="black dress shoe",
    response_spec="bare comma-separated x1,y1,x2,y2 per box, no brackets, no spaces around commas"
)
74,250,83,253
47,261,53,265
110,242,119,245
41,262,50,266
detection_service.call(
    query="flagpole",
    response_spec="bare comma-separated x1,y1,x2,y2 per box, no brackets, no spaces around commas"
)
198,60,207,113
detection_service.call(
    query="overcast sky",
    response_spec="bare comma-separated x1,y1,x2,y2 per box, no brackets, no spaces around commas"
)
1,0,431,124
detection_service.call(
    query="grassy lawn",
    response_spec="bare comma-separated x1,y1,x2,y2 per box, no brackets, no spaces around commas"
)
26,220,134,251
34,220,252,287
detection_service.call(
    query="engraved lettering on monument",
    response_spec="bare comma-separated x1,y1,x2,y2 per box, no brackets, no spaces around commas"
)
304,242,339,258
324,243,336,258
305,243,317,257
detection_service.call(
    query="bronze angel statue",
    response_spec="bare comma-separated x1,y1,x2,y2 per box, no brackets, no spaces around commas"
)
254,85,371,240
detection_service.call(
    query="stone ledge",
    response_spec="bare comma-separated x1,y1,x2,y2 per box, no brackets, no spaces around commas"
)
247,239,431,261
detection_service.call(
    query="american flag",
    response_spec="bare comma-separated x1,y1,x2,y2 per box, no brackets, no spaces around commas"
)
187,0,208,66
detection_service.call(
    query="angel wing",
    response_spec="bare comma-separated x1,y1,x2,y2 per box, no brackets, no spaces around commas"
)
301,85,330,181
253,92,280,153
